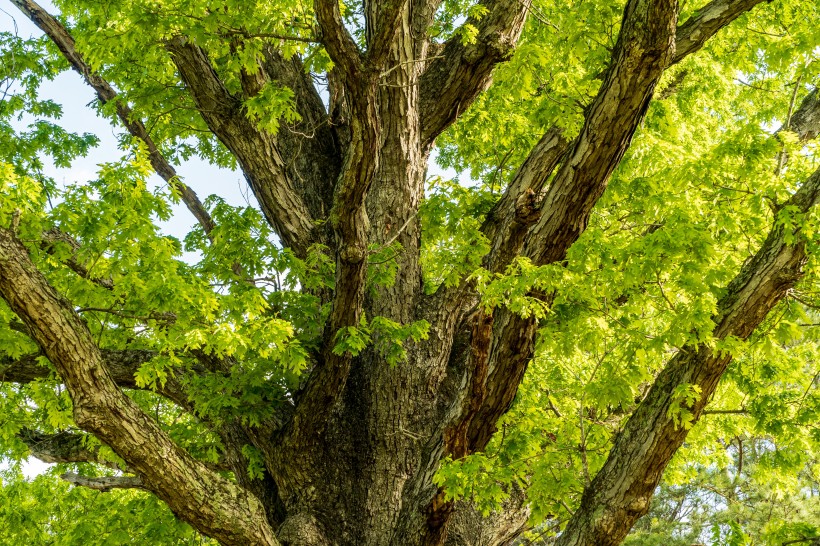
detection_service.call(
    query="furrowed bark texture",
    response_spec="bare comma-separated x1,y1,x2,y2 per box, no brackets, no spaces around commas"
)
167,37,316,256
471,0,679,456
2,0,798,545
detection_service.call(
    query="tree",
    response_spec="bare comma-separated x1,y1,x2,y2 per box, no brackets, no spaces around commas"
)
0,0,818,544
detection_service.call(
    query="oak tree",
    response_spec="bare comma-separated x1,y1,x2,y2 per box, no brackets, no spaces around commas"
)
0,0,819,544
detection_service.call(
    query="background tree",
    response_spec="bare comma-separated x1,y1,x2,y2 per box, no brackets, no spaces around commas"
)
0,0,819,545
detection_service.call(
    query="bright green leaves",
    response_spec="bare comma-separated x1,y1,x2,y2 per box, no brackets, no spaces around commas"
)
240,445,266,480
420,176,492,292
433,453,511,516
0,163,46,225
333,316,430,366
0,31,98,180
244,84,300,134
0,468,211,545
667,384,702,431
452,4,490,46
48,0,316,164
473,258,565,319
367,241,403,291
333,323,371,357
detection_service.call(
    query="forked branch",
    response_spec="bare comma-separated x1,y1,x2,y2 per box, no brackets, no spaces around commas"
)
167,37,316,256
0,228,279,546
418,0,532,149
673,0,770,65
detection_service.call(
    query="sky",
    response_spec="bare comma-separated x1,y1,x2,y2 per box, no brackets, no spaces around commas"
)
0,2,456,479
1,3,253,243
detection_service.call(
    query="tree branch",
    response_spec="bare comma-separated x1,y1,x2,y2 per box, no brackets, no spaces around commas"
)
40,229,114,290
61,472,146,492
418,0,532,149
789,88,820,142
260,49,341,220
481,0,773,277
460,0,678,455
364,0,408,67
281,80,380,443
523,0,677,266
18,428,118,468
673,0,770,65
314,0,366,82
9,0,216,237
0,348,193,409
166,37,315,256
556,162,820,546
0,229,279,546
481,127,570,273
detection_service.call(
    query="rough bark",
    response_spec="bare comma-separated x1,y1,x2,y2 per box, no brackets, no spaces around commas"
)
18,428,116,467
60,472,146,492
790,88,820,142
672,0,770,65
419,0,532,150
466,0,679,457
167,37,316,256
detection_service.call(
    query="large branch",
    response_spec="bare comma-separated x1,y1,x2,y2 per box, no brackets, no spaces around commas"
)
3,324,289,527
9,0,216,237
463,0,776,452
281,86,380,444
61,472,146,492
672,0,770,65
556,163,820,546
523,0,677,266
481,127,570,273
314,0,366,82
790,88,820,142
461,0,678,455
167,37,315,256
469,86,820,452
261,50,341,219
0,348,195,409
481,0,773,277
0,228,278,546
418,0,531,149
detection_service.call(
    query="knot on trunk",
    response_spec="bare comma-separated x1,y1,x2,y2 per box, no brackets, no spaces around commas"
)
278,513,327,545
